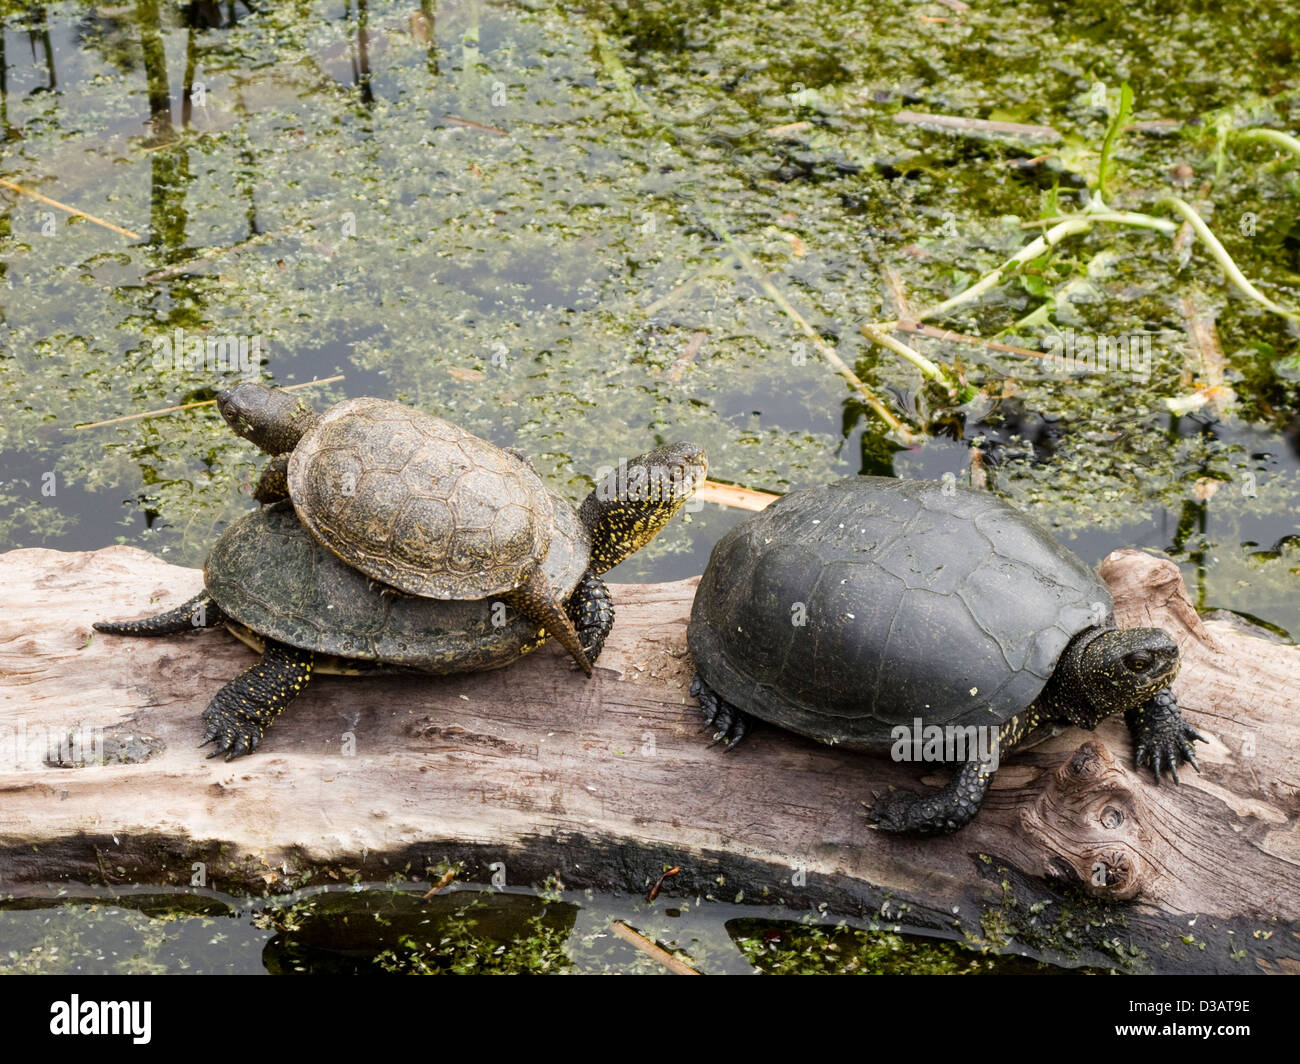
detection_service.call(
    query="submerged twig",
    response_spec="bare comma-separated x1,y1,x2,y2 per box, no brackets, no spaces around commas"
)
1167,295,1235,416
142,212,337,283
73,375,345,430
642,256,737,316
609,921,700,975
892,111,1060,142
696,480,780,511
878,262,918,324
444,115,508,136
0,178,140,240
895,321,1073,366
663,331,708,383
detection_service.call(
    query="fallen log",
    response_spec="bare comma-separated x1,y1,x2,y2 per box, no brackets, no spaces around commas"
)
0,544,1297,973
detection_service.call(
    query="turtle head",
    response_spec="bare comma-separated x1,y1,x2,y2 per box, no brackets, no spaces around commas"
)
1057,626,1180,727
578,443,708,574
217,383,320,455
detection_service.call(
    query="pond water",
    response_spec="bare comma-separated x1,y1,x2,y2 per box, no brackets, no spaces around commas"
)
1,882,1069,974
1,0,1297,973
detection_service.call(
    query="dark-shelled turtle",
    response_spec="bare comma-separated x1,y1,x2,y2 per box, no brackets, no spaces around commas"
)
687,475,1203,837
96,443,706,758
217,384,641,675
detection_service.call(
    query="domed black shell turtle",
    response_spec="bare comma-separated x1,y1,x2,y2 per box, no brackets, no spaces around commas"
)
688,476,1204,836
690,477,1109,745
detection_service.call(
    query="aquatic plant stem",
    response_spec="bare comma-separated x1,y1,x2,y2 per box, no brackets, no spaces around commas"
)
859,324,966,398
1096,83,1134,202
916,215,1093,323
1024,211,1177,234
1234,128,1300,161
1159,196,1300,319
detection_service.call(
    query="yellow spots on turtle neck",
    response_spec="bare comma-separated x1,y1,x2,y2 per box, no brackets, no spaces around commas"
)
591,506,679,573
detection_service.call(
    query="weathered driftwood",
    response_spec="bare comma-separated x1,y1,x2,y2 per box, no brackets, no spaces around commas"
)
0,544,1297,973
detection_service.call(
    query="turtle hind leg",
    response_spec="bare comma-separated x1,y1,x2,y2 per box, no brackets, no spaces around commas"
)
566,570,614,664
690,675,754,750
868,759,995,836
200,640,314,760
94,591,224,636
506,568,592,676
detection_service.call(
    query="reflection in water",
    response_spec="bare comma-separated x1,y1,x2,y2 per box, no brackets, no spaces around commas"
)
136,0,172,140
137,2,192,257
415,0,438,77
261,890,578,975
25,6,58,94
346,0,374,107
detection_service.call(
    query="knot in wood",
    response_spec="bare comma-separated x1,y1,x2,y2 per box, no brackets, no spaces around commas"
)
1057,739,1120,787
1083,847,1141,898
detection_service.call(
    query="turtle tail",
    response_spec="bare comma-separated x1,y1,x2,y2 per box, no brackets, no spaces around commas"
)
93,591,224,637
506,568,593,676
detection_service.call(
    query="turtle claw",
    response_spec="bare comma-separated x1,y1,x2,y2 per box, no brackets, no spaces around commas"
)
196,641,313,761
691,674,753,750
867,788,924,834
1127,688,1203,786
227,738,255,760
200,695,270,761
200,720,261,761
713,709,748,750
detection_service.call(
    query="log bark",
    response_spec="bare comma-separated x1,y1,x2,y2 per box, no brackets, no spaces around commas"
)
0,544,1297,973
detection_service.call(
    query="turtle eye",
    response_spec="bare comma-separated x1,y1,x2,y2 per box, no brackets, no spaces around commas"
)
1126,654,1150,672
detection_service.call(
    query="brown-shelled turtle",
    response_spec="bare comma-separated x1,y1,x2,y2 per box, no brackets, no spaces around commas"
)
95,442,707,758
687,476,1204,836
215,384,651,675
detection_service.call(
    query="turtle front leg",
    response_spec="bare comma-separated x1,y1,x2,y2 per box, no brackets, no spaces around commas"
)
1125,687,1204,784
690,675,753,749
200,640,314,760
868,758,996,836
566,570,615,664
251,454,291,504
